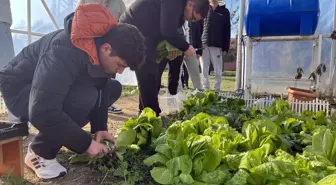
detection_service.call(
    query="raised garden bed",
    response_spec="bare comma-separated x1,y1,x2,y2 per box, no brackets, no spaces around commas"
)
67,91,336,185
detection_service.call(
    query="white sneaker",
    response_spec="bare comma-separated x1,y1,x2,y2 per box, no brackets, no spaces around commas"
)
108,104,123,114
25,144,67,179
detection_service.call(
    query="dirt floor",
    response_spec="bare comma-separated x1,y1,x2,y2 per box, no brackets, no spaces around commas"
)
1,95,140,185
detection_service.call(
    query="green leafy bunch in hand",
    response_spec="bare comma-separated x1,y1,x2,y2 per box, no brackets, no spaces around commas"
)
156,40,183,63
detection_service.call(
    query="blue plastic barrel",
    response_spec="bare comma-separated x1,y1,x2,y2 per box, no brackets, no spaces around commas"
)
244,0,320,37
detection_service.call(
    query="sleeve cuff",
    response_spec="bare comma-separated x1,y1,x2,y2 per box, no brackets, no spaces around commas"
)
90,124,108,134
180,42,190,52
72,131,93,154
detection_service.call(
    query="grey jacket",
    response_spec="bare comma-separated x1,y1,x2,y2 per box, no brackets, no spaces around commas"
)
78,0,126,20
0,0,12,25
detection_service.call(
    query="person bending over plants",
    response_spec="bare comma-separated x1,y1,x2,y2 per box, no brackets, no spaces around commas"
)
119,0,210,116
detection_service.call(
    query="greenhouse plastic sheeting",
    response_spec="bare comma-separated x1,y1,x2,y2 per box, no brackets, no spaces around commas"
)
8,0,138,86
115,68,138,86
249,0,335,94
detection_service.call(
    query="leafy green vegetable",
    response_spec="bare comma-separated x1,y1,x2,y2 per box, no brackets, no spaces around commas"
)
317,174,336,185
117,108,164,151
69,91,336,185
150,167,174,184
156,41,183,63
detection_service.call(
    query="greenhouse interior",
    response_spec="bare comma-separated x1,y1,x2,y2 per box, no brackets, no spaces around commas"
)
6,0,336,96
3,1,336,185
8,0,139,86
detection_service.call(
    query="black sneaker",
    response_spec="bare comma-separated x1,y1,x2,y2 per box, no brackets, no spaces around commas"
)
108,105,123,114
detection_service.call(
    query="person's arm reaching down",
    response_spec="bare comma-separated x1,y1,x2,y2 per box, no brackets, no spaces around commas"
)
28,47,92,154
160,0,190,52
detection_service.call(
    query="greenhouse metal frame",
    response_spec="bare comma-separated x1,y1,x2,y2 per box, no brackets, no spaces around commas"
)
10,0,67,43
10,0,336,95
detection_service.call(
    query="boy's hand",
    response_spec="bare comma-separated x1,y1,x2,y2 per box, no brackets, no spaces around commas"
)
167,51,178,60
184,45,195,56
87,140,108,158
95,131,116,145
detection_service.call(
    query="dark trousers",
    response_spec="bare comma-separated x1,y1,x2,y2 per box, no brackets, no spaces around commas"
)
157,55,184,95
3,79,122,159
134,39,162,116
181,63,189,88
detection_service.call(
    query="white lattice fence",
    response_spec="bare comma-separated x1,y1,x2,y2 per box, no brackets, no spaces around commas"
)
219,92,331,115
159,91,332,115
291,98,330,115
244,96,276,109
219,92,244,99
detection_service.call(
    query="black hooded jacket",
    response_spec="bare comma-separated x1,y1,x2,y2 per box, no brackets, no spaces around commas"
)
0,13,111,154
119,0,190,52
200,4,231,52
188,21,203,55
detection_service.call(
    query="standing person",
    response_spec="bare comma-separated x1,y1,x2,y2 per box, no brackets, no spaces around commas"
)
157,27,185,95
181,63,189,89
119,0,209,116
181,20,204,91
177,20,203,92
0,0,19,121
0,4,146,179
78,0,126,114
199,0,231,93
157,55,184,95
0,0,14,70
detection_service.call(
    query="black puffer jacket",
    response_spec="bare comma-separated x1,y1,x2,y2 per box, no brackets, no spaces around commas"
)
0,14,111,154
188,21,203,55
201,5,231,52
120,0,189,52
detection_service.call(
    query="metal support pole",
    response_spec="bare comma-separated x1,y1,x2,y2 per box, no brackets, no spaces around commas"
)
250,34,330,42
328,0,336,92
27,0,32,44
235,0,246,90
244,38,253,94
241,40,246,89
317,35,323,66
312,38,318,72
41,0,60,30
10,29,45,37
316,35,323,90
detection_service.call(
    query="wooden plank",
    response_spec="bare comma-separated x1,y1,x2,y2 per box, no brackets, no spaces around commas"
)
18,138,24,177
0,137,24,177
0,137,21,145
0,145,3,165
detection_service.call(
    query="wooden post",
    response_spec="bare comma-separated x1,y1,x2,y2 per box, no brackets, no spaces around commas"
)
0,137,24,177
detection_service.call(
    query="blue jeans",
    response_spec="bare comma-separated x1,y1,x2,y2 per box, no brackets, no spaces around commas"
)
0,21,18,121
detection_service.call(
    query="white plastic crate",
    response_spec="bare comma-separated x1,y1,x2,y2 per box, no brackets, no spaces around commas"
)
158,89,202,114
158,92,187,114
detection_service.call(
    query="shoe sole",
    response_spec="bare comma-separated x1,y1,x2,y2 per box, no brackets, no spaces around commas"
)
108,111,123,114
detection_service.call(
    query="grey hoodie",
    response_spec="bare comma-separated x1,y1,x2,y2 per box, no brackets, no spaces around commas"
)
77,0,126,20
0,0,12,25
